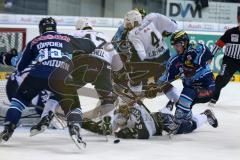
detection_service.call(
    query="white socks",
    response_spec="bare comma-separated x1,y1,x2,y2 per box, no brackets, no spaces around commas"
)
41,99,59,119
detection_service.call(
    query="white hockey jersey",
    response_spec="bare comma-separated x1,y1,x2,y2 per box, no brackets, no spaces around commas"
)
128,13,178,61
113,103,157,138
71,30,123,71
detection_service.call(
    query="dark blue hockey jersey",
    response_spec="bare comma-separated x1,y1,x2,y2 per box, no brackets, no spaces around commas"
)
17,31,95,79
159,43,215,90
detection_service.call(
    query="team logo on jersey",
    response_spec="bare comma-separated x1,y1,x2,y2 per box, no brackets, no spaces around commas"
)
184,55,193,67
231,34,239,42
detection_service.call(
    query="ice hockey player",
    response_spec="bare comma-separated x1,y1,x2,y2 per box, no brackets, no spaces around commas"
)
72,18,126,120
112,8,146,54
82,96,218,139
0,50,60,136
125,9,177,64
0,17,95,148
154,30,218,133
122,10,180,112
30,18,127,136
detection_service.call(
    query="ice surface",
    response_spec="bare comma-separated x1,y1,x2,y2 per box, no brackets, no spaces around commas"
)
0,81,240,160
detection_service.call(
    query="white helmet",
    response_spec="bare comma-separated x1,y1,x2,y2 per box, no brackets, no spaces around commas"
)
124,10,142,29
75,18,93,30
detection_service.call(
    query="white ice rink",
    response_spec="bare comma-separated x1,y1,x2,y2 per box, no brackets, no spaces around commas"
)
0,81,240,160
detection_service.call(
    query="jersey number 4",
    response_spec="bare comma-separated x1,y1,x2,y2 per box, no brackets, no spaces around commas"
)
151,32,160,48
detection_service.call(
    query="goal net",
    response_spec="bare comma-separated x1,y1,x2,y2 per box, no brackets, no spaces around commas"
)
0,28,26,106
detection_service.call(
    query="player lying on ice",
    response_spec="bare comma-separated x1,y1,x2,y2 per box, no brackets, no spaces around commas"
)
81,94,218,139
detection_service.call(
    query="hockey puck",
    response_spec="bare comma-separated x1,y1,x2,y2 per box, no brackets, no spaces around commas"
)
113,139,120,144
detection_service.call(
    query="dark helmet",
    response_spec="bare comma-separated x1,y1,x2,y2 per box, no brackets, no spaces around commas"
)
39,17,57,34
170,30,189,46
134,8,147,18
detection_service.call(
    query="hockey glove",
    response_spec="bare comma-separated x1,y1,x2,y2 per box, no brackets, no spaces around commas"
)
144,83,159,98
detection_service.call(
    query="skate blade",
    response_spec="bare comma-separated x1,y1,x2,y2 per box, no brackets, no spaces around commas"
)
30,126,47,137
71,135,86,150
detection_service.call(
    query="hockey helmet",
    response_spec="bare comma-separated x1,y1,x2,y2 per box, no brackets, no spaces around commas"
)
170,30,189,46
75,18,93,30
124,10,142,30
39,17,57,34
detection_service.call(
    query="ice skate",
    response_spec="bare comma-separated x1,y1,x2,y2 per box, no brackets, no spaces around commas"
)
68,122,86,150
0,123,16,142
202,109,218,128
30,112,54,136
